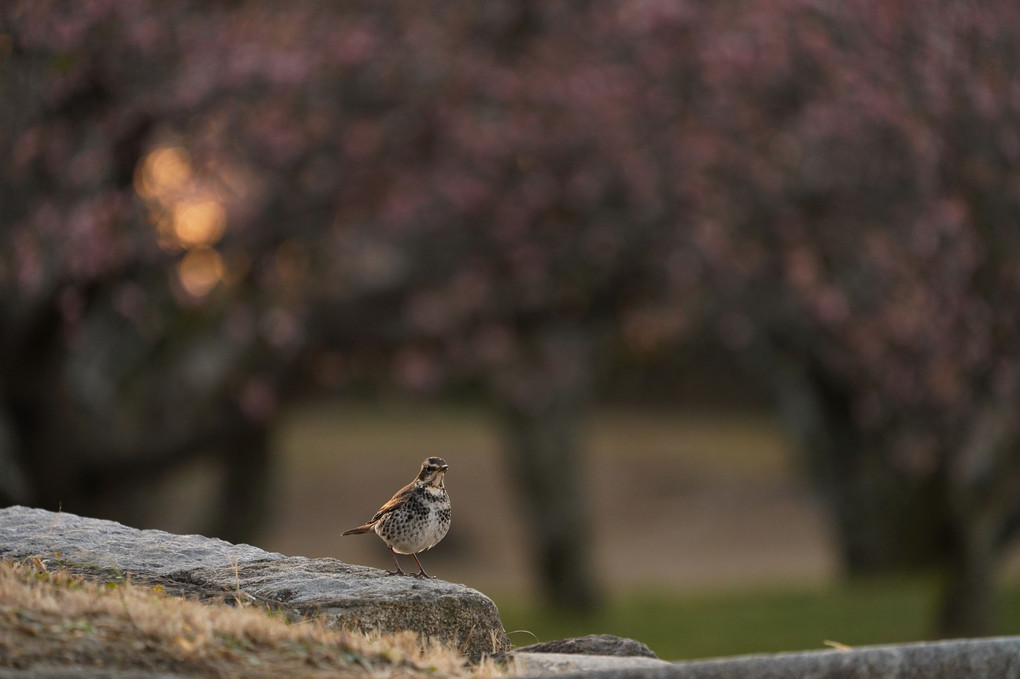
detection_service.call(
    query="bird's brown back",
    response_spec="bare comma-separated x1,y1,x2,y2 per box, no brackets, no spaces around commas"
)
341,479,416,535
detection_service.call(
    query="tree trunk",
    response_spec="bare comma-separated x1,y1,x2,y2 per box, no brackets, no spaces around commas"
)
938,511,998,637
937,406,1020,637
492,323,601,612
3,298,81,512
213,416,273,543
741,337,1020,636
740,339,952,574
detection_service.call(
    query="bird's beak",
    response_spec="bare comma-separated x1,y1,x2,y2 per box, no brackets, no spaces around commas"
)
439,465,449,472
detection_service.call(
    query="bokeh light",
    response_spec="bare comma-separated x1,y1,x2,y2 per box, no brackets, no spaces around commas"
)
172,198,226,248
136,147,193,205
177,246,225,298
136,146,230,298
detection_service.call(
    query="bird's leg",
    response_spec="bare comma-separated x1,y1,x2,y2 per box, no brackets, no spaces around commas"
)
411,553,431,578
387,548,407,576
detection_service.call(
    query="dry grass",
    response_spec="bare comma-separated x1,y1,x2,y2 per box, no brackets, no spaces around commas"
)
0,559,510,678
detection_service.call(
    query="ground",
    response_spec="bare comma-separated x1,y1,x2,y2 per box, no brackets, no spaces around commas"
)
133,397,1020,659
258,399,833,596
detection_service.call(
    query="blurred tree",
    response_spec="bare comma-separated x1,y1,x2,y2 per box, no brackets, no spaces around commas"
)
3,0,1020,633
0,2,304,538
671,0,1020,636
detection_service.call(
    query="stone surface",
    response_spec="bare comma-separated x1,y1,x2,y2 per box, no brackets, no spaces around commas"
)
539,636,1020,679
0,506,509,658
512,652,669,675
0,505,279,576
514,635,658,658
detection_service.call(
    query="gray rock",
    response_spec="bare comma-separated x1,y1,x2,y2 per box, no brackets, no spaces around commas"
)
541,636,1020,679
0,506,509,658
0,505,280,576
514,634,658,658
512,652,669,674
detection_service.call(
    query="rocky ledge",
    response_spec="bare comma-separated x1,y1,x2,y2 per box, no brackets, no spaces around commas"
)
546,636,1020,678
4,506,1020,678
0,505,509,659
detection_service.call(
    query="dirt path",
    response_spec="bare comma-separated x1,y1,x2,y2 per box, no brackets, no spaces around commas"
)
259,400,836,598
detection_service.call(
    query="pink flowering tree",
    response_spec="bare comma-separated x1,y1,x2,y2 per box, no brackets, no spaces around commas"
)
4,0,1020,630
670,0,1020,635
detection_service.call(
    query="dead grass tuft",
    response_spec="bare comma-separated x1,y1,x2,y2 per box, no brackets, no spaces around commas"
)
0,559,509,678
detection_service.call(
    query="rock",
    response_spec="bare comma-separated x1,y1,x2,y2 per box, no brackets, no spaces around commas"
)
0,505,277,577
514,634,658,658
540,636,1020,679
504,634,663,675
0,506,509,659
511,652,669,675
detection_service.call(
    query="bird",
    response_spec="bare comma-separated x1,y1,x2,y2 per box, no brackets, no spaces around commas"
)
341,457,451,578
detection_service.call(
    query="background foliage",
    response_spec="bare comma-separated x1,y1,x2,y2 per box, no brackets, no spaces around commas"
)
3,0,1020,637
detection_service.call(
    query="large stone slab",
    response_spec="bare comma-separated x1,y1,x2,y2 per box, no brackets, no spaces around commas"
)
0,505,276,575
0,506,509,658
541,636,1020,679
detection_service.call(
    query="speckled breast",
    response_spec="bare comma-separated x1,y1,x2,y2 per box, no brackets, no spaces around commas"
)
376,486,451,555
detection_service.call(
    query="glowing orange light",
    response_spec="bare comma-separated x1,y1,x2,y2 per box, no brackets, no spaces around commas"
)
177,247,224,298
136,147,193,204
172,198,226,248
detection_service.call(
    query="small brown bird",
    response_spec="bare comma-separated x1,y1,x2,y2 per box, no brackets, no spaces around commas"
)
341,457,451,578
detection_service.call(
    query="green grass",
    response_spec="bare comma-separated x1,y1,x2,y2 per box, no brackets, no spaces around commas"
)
496,578,1020,661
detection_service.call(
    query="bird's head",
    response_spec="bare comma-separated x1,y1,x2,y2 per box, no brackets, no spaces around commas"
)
417,457,449,487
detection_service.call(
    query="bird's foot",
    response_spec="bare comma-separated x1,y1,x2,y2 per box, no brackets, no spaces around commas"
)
386,568,407,576
415,570,433,579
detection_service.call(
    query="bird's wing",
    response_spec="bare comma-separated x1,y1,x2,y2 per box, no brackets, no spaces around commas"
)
370,481,416,523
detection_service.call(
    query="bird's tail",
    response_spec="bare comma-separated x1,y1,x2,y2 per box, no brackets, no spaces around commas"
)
341,524,373,536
